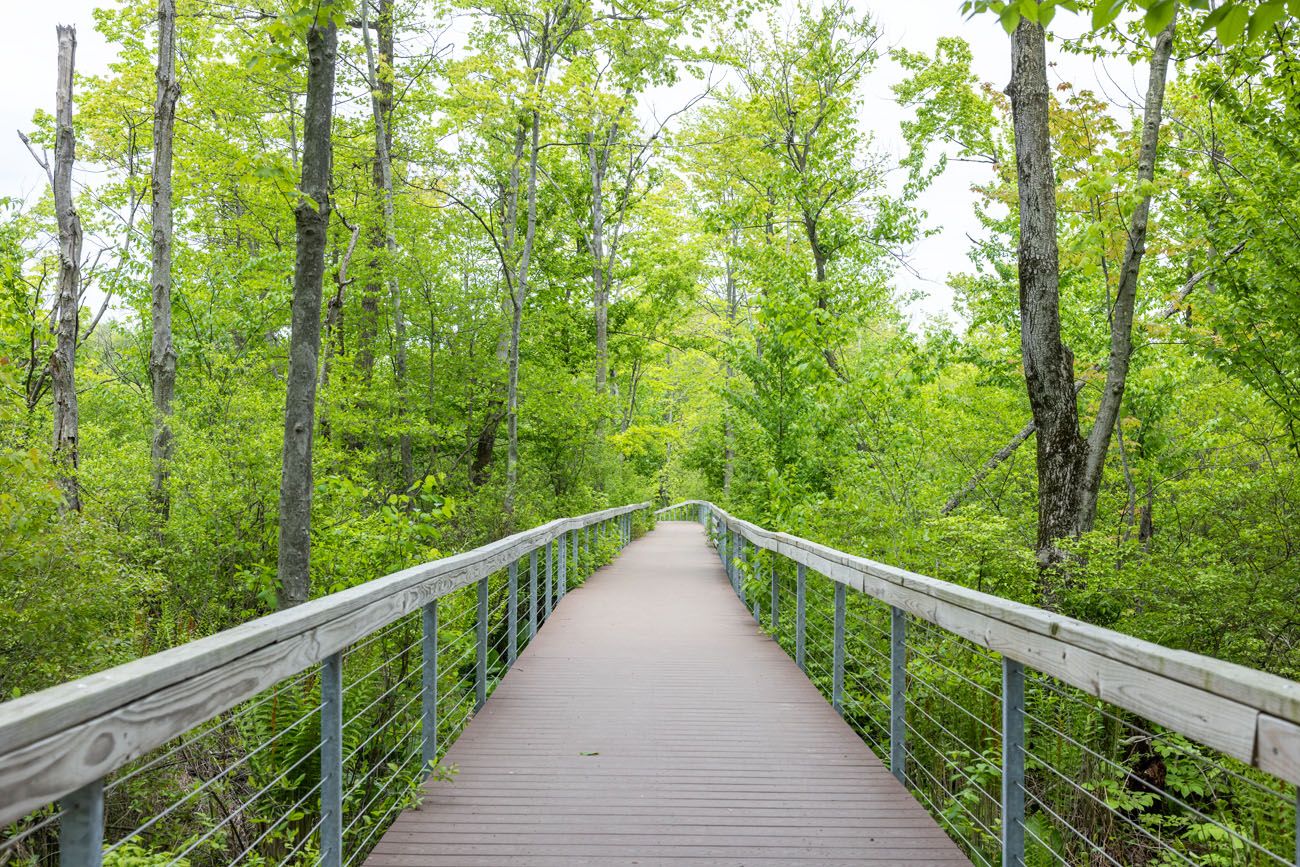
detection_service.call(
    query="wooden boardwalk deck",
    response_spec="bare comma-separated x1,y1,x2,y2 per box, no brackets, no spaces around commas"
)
365,521,971,867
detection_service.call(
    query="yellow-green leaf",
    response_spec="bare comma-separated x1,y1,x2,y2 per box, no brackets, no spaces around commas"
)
1144,0,1176,33
1091,0,1125,30
1246,1,1285,40
1217,4,1249,44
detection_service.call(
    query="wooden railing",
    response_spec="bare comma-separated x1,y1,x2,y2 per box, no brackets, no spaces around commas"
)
0,503,650,866
658,499,1300,866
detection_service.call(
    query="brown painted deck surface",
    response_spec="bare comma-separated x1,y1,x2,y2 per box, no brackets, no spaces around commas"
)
365,521,971,867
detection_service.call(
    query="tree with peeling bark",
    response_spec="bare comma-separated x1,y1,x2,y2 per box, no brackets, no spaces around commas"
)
277,0,340,609
149,0,180,519
50,25,83,514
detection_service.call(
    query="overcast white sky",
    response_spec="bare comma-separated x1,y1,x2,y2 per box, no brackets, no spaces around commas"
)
0,0,1149,323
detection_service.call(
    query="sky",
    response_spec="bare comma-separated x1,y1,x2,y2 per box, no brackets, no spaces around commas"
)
0,5,117,201
0,0,1151,324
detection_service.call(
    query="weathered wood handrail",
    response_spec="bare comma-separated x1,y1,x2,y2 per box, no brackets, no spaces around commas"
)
656,500,1300,788
0,502,650,827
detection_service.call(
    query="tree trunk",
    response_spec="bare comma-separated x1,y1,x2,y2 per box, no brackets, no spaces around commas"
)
276,3,338,609
149,0,180,519
590,131,608,395
722,250,736,498
360,0,412,490
1075,15,1176,532
1008,19,1085,577
504,107,541,524
319,214,360,440
504,296,523,515
51,25,82,513
1007,17,1176,596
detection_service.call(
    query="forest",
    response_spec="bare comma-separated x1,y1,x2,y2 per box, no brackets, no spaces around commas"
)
1,0,1299,863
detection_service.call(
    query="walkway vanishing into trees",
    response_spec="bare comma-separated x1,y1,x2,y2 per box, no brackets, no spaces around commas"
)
364,521,968,866
0,502,1298,867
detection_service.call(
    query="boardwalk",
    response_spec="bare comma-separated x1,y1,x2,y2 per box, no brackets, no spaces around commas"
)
365,521,971,867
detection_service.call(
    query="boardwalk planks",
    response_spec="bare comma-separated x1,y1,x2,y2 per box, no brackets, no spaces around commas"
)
365,522,969,867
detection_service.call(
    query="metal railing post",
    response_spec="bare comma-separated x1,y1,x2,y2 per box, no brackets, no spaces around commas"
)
719,524,728,578
890,605,906,783
475,577,488,710
738,537,749,602
528,549,538,639
59,779,103,867
421,600,438,772
568,528,578,592
796,563,807,672
507,560,518,666
321,651,343,867
729,529,739,593
770,561,779,631
728,525,738,592
545,540,554,618
558,534,568,600
1002,658,1026,867
833,583,846,714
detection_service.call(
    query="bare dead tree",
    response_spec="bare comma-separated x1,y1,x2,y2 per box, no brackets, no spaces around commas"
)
51,25,83,513
150,0,180,518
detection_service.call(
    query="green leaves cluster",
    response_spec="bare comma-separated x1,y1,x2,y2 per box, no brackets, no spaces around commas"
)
966,0,1296,42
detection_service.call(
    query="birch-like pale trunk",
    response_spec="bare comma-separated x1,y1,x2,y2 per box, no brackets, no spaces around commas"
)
588,126,616,396
149,0,180,518
51,25,82,513
722,249,736,499
1074,15,1176,531
360,0,412,490
504,107,541,524
319,214,360,440
277,3,338,609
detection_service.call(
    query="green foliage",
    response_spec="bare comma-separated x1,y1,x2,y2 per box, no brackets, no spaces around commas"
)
102,842,188,867
2,0,1299,863
965,0,1297,43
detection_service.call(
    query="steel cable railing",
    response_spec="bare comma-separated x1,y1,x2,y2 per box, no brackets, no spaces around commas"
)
0,503,650,867
659,499,1300,867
